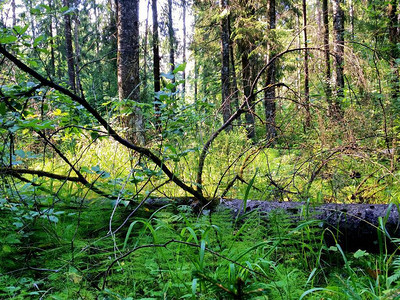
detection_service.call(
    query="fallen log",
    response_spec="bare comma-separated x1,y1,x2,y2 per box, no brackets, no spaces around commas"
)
144,198,400,252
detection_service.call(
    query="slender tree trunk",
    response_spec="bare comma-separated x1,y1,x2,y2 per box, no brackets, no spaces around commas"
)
62,0,76,93
388,0,399,101
229,15,240,125
264,0,276,142
303,0,311,128
332,0,345,100
48,0,56,78
194,49,198,103
322,0,332,105
11,0,16,27
27,0,36,39
240,43,255,139
349,0,354,39
73,0,83,97
152,0,161,130
115,0,144,144
168,0,175,81
221,0,232,131
92,0,104,98
182,0,186,100
143,0,150,85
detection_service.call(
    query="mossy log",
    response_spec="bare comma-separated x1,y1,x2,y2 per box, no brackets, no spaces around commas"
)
145,198,400,252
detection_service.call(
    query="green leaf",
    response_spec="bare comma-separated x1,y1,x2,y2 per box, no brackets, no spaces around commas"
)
13,24,29,35
33,35,45,47
173,62,186,74
48,215,59,223
0,102,6,115
0,35,17,44
353,249,368,259
30,8,41,15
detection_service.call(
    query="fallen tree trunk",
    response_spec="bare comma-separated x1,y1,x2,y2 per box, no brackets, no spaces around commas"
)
145,198,400,252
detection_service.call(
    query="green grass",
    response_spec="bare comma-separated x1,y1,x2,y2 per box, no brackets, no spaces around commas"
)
1,198,400,299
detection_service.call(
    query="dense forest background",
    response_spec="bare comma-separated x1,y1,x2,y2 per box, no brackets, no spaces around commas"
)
2,0,400,298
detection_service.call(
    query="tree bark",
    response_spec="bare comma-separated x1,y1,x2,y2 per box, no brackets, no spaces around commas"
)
332,0,345,100
73,0,83,97
221,0,233,131
223,200,400,252
194,48,198,103
240,43,255,139
143,0,150,86
62,0,76,93
145,197,400,252
264,0,277,142
388,0,399,102
349,0,354,39
229,15,241,125
182,0,186,100
48,0,56,78
322,0,332,106
168,0,175,80
302,0,311,128
115,0,145,144
152,0,161,131
11,0,16,27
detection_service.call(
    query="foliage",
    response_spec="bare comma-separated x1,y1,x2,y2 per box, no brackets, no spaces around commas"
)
2,0,400,299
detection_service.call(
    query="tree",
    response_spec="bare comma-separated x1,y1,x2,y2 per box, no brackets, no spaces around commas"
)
220,0,233,130
332,0,345,101
264,0,276,141
115,0,144,144
322,0,332,107
388,0,399,102
302,0,311,128
182,0,187,99
229,15,240,125
152,0,161,130
168,0,175,80
62,0,77,93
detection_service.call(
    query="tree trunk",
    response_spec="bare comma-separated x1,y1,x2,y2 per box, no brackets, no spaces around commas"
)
388,0,399,102
143,0,150,86
115,0,144,145
27,0,36,39
322,0,332,107
240,43,255,139
194,48,198,103
152,0,161,131
168,0,175,81
349,0,354,39
48,0,56,78
302,0,311,128
221,0,233,131
182,0,186,100
62,0,76,93
220,200,400,252
229,15,241,125
11,0,16,27
145,197,400,252
73,0,83,97
332,0,345,101
264,0,276,142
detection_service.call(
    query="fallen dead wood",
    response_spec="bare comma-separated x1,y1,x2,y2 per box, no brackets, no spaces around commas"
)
144,198,400,252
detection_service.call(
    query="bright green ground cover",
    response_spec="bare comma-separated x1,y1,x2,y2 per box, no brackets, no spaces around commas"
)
1,200,400,299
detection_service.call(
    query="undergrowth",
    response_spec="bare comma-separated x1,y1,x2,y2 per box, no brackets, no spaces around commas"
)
1,196,400,299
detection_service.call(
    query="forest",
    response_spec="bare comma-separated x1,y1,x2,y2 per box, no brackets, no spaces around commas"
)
1,0,400,298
